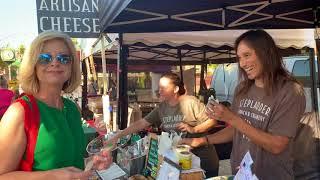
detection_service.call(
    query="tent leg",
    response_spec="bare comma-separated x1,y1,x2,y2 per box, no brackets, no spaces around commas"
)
81,60,88,114
308,48,318,112
315,37,320,113
315,38,320,91
117,33,129,130
177,48,184,83
200,51,207,91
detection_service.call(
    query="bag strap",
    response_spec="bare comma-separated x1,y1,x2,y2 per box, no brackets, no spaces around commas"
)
16,94,40,171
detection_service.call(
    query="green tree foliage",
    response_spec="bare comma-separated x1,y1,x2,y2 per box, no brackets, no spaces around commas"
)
16,44,25,59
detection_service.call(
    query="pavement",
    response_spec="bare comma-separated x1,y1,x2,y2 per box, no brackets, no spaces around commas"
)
218,159,232,176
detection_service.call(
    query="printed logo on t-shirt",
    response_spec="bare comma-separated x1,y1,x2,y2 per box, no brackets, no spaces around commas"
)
238,98,271,141
242,118,252,141
161,114,183,131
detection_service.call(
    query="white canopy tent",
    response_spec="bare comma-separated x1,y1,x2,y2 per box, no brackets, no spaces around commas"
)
83,29,315,58
121,29,315,49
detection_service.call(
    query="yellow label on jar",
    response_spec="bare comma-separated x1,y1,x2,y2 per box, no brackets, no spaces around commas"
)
179,151,192,170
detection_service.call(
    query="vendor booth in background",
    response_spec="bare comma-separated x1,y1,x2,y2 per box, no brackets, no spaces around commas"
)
86,96,142,131
86,131,206,179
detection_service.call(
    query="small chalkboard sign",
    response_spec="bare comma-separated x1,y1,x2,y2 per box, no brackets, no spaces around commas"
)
144,133,159,179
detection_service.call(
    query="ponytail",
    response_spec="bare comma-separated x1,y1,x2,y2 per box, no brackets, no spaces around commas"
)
161,72,186,95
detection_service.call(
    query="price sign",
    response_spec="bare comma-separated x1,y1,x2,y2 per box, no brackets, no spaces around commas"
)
144,133,159,179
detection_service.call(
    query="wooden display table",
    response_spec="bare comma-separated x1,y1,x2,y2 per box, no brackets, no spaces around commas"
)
180,171,204,180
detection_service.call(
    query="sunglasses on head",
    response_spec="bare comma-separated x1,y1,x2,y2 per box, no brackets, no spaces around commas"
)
38,53,73,65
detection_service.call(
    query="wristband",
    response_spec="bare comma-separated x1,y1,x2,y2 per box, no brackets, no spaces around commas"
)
205,135,209,146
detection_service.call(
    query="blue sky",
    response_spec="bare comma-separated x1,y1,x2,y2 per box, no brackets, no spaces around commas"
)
0,0,38,48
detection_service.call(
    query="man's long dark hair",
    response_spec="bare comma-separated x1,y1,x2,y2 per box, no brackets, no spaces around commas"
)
161,72,186,95
234,29,297,97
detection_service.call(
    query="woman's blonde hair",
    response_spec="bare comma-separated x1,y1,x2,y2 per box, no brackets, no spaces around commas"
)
18,30,81,94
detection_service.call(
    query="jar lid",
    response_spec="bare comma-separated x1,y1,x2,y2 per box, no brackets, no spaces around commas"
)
176,144,190,150
180,151,192,156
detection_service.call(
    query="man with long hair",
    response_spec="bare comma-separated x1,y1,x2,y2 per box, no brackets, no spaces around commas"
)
181,30,306,180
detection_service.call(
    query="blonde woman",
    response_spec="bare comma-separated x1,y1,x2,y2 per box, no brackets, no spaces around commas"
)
0,31,111,179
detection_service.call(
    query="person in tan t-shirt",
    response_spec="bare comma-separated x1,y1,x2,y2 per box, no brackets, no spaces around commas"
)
180,30,306,180
106,72,219,177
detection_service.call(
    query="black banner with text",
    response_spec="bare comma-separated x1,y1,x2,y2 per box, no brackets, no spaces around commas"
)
36,0,100,38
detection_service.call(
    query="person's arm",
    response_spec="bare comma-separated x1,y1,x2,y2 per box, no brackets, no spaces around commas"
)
230,115,289,154
207,126,234,144
117,118,151,138
0,171,48,180
180,126,234,148
177,119,216,134
0,103,91,180
193,118,216,133
0,103,28,175
107,118,152,146
177,96,217,133
209,100,296,155
0,167,91,180
111,106,161,142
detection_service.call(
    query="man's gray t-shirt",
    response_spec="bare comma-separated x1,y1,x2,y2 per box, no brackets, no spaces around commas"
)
144,95,209,132
144,95,220,176
230,80,306,180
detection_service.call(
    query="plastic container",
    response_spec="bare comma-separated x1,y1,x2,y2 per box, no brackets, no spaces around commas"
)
174,144,191,157
178,151,192,170
175,145,191,152
206,95,219,113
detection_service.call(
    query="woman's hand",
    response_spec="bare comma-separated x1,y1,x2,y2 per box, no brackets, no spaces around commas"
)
49,166,92,180
95,121,108,134
92,149,113,170
179,137,206,148
206,103,237,125
176,122,195,133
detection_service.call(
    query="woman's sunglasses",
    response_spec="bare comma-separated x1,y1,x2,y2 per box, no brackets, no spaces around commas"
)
38,53,73,65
